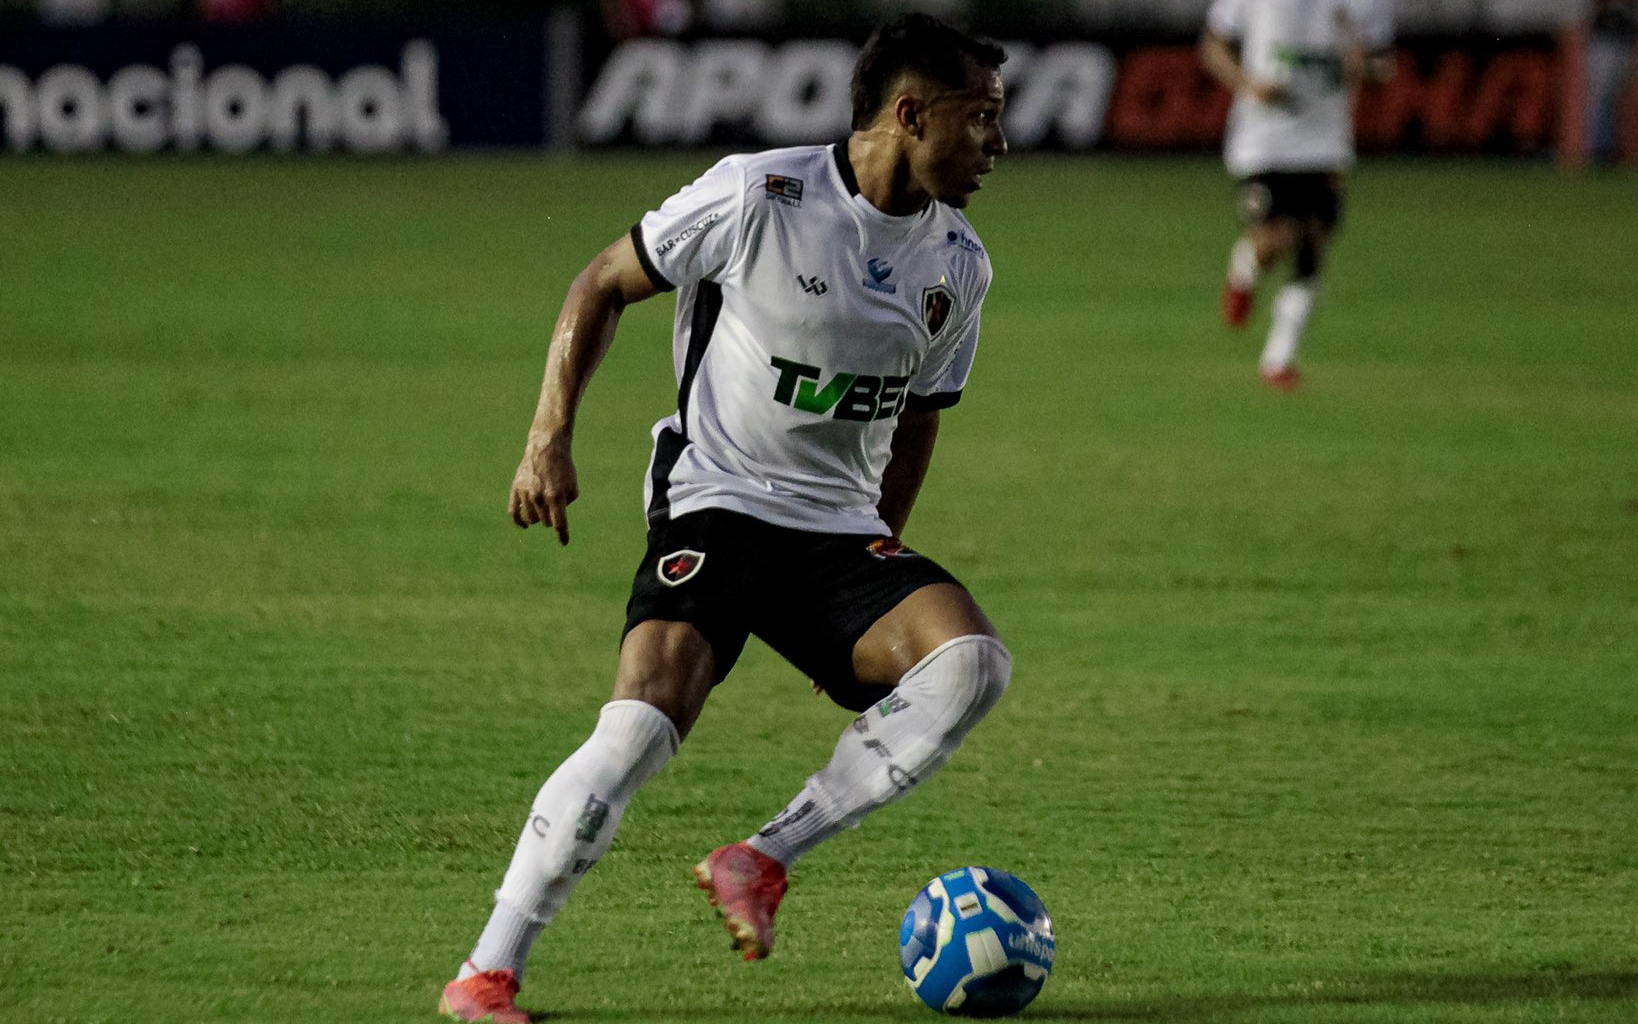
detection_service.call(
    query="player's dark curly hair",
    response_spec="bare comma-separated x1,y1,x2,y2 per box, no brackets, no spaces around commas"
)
850,13,1007,131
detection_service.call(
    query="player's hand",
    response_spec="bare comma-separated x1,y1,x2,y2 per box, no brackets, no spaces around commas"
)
1246,78,1289,105
509,432,578,545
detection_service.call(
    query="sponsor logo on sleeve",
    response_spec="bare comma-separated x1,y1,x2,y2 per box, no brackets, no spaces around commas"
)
765,174,804,206
653,212,721,257
945,229,986,257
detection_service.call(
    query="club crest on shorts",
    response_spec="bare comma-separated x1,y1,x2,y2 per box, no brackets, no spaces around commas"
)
657,549,705,586
867,538,918,560
922,284,955,339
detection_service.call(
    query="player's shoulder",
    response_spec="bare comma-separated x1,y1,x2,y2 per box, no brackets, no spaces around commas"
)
731,143,835,172
930,207,994,282
714,144,834,198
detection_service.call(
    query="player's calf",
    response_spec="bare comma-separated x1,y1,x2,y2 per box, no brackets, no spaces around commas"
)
697,634,1010,961
746,634,1011,867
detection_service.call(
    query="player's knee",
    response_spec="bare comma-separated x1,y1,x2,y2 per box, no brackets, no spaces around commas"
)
910,633,1012,731
590,699,680,798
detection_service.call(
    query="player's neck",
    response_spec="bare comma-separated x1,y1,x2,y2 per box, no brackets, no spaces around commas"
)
846,133,931,218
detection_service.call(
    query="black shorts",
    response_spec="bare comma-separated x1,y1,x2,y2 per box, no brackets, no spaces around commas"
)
1237,171,1345,229
622,508,963,712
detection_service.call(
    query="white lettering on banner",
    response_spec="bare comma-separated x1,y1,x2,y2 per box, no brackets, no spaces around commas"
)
753,41,855,145
578,38,1118,150
1000,42,1118,150
0,40,449,153
678,40,765,141
579,39,852,145
109,64,169,152
578,39,686,145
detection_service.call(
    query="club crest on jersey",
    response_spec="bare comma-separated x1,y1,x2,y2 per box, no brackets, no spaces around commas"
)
866,538,919,560
863,257,897,294
657,549,705,586
922,285,955,339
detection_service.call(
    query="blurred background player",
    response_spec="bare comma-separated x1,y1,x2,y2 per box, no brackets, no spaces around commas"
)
439,13,1010,1023
1587,0,1637,166
1201,0,1394,390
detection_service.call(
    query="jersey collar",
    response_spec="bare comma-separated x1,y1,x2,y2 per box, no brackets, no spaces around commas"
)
831,139,934,230
832,138,862,196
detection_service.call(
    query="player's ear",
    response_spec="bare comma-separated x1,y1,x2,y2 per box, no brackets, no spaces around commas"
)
894,95,923,137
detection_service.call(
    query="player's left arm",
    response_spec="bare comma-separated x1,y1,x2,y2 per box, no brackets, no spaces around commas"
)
878,407,941,538
1342,0,1396,86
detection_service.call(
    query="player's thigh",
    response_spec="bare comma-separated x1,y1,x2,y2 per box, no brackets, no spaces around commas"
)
620,508,763,734
851,582,998,687
752,535,980,709
1250,220,1296,265
612,620,716,740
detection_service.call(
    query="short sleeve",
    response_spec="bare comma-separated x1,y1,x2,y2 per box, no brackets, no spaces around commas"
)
1206,0,1246,38
632,158,746,293
1350,0,1395,49
908,274,989,411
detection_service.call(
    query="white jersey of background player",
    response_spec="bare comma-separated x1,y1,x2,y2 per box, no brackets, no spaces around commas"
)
1202,0,1394,389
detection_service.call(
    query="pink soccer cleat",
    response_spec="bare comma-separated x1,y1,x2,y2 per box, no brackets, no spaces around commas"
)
1222,281,1254,328
439,965,528,1024
693,842,788,961
1260,365,1303,392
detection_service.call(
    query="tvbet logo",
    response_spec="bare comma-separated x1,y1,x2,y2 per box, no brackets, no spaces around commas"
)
770,357,909,422
0,41,448,153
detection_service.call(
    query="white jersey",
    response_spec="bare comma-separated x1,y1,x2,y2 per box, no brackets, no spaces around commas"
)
631,143,992,536
1208,0,1394,177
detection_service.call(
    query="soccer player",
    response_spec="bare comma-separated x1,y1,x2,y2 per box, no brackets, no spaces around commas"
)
1201,0,1394,390
439,14,1010,1022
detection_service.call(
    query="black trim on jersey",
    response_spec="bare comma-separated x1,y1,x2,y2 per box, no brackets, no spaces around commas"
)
647,281,724,522
630,223,676,293
832,140,861,197
647,427,688,522
906,390,962,412
678,281,723,424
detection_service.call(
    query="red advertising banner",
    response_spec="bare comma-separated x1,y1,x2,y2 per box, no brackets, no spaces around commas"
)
1103,37,1562,155
574,33,1609,159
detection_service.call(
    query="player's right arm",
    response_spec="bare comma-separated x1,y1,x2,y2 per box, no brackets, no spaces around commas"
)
510,233,661,544
1199,29,1287,105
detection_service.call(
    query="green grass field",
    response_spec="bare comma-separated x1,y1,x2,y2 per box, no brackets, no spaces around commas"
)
2,154,1635,1024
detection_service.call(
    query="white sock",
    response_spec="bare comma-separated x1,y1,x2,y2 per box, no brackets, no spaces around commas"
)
460,699,679,982
747,635,1011,867
1228,236,1259,289
1261,280,1318,372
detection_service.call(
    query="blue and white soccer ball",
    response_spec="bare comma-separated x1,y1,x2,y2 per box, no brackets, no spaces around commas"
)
899,867,1056,1017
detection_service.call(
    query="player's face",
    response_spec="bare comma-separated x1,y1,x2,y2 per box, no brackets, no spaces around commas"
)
914,60,1007,209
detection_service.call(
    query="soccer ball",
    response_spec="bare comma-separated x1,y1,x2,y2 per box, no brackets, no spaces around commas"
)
899,867,1056,1017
